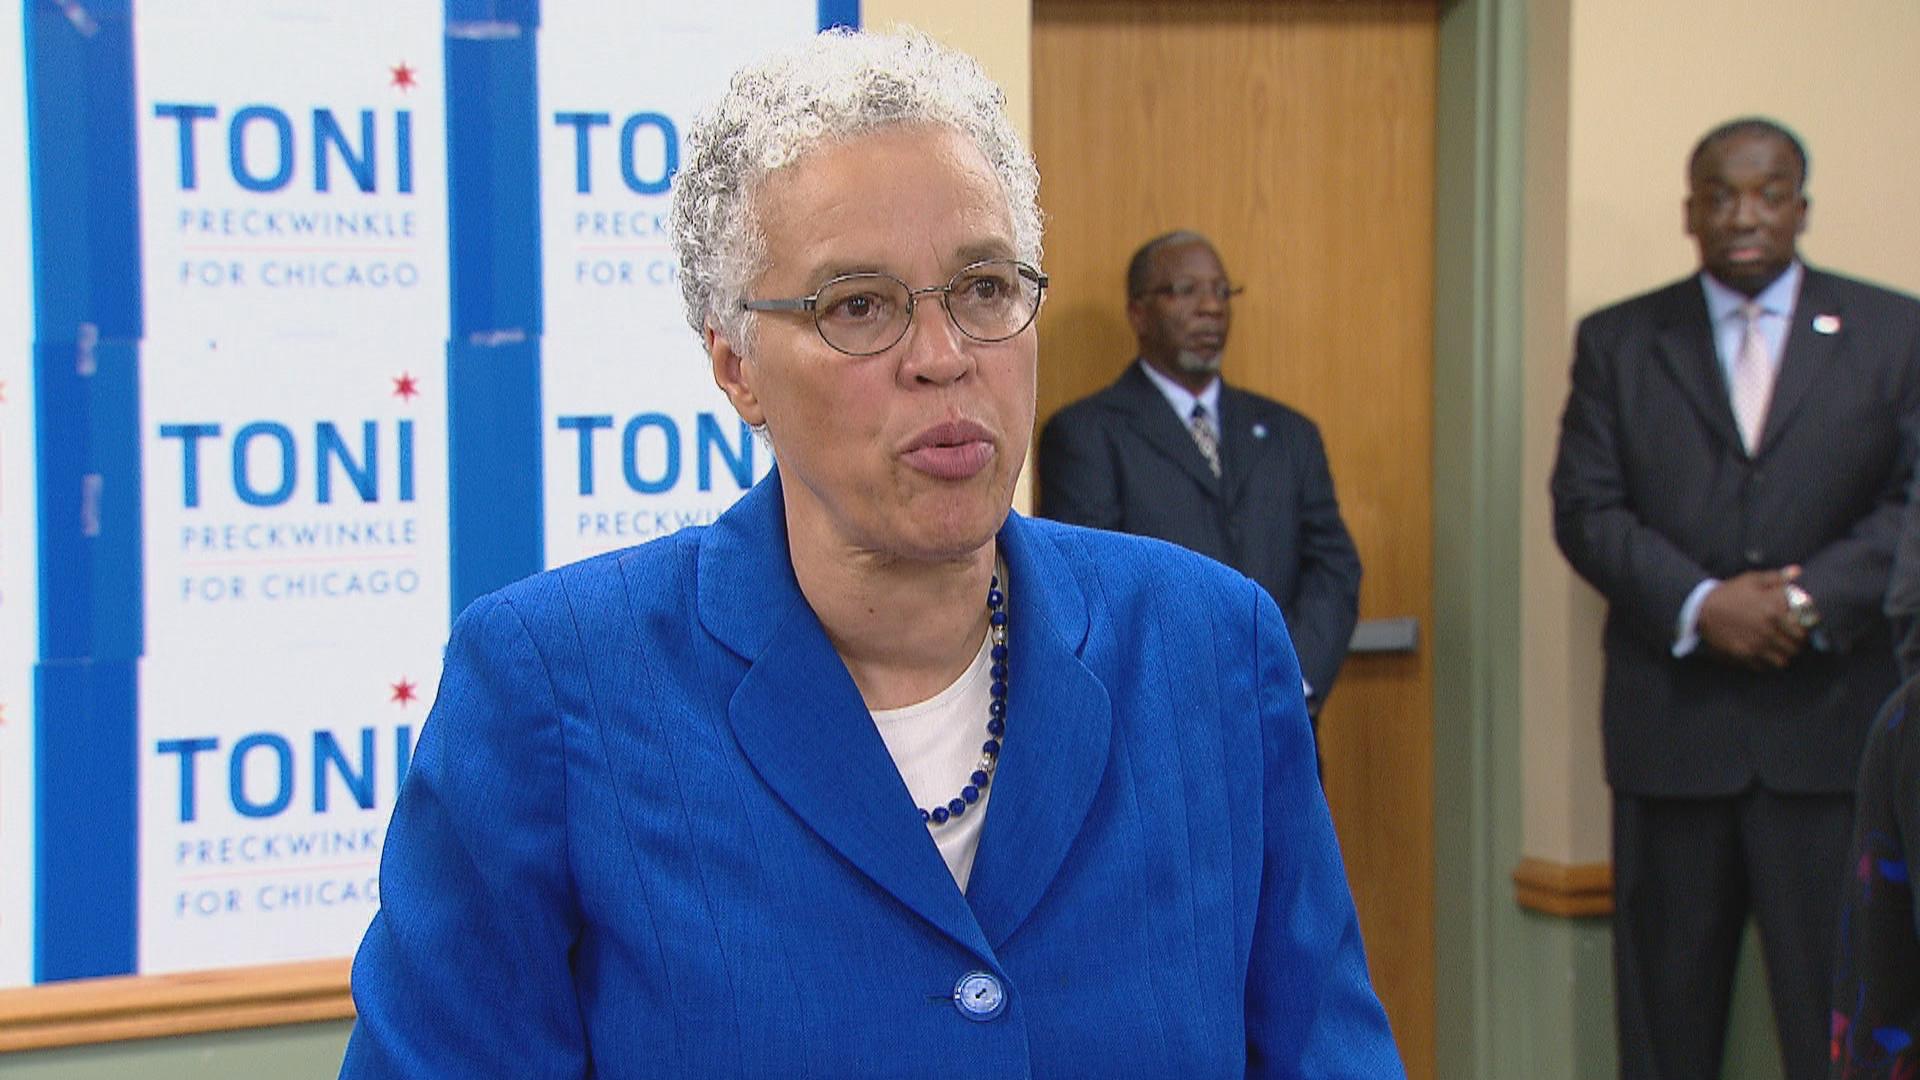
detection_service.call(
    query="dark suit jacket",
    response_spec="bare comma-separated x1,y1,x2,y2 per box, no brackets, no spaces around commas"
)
1551,266,1920,797
1035,363,1363,707
340,471,1403,1078
1883,453,1920,678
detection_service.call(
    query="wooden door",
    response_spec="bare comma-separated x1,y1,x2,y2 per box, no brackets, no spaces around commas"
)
1031,3,1437,1075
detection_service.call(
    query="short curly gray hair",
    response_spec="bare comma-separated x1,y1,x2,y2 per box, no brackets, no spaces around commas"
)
668,27,1043,351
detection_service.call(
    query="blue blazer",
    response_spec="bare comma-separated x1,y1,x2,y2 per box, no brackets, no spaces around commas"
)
341,472,1401,1078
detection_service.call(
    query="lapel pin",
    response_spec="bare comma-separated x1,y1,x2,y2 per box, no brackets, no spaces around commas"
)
1251,423,1268,439
1813,313,1841,335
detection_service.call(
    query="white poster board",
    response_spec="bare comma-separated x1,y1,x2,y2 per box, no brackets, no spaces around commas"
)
536,6,808,568
135,0,449,344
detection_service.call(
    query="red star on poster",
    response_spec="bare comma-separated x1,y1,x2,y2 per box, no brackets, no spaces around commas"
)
0,379,8,402
0,702,8,726
390,678,418,706
390,61,417,91
392,372,420,401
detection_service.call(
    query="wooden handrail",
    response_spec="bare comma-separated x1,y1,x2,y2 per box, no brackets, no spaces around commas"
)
1511,857,1613,918
0,958,353,1053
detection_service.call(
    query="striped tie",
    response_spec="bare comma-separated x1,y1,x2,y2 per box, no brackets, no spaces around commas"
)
1189,404,1222,478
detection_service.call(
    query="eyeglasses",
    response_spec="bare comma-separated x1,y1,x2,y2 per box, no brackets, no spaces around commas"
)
1138,280,1245,303
742,258,1048,357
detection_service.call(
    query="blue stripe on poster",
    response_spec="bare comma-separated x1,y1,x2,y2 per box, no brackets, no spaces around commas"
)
27,2,148,664
25,16,147,648
32,340,94,663
445,20,543,337
23,0,142,342
33,339,143,663
25,2,146,980
818,0,860,31
34,659,138,982
447,336,543,611
87,339,144,662
444,4,544,612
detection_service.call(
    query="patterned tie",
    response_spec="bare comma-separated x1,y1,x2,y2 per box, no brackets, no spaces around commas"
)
1731,301,1774,454
1189,403,1222,478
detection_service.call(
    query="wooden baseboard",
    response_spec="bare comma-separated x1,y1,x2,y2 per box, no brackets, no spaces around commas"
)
0,958,353,1053
1512,857,1614,918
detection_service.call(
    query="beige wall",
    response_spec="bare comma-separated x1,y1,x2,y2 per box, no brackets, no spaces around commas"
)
1521,0,1920,864
864,0,1032,141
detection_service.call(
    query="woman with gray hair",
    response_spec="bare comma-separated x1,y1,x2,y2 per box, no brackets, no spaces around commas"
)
340,28,1400,1078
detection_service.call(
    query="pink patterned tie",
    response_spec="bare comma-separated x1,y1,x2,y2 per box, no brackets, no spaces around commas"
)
1731,301,1774,454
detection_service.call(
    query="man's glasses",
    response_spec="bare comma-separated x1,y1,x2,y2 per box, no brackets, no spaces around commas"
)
743,258,1048,357
1138,280,1245,303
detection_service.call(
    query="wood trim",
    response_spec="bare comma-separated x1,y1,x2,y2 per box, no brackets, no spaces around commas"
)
1512,857,1613,918
0,959,353,1053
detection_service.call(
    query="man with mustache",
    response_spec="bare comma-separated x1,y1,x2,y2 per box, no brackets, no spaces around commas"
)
1550,117,1920,1080
1037,230,1362,720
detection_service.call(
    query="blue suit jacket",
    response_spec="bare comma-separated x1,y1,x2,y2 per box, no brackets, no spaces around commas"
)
341,472,1400,1078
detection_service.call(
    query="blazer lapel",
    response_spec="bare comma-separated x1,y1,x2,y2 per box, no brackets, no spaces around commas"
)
1755,268,1844,455
697,472,991,957
963,512,1113,948
1654,280,1748,456
1114,362,1224,496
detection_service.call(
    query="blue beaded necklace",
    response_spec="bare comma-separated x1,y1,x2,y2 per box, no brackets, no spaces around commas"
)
919,568,1007,828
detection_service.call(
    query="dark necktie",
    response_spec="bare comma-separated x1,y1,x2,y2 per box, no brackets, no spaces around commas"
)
1188,403,1222,478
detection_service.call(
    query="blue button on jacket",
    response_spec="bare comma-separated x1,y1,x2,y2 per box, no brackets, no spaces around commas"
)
340,470,1402,1078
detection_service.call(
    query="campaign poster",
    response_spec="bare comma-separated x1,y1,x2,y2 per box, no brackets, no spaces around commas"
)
0,11,35,989
135,333,447,970
537,5,816,568
140,336,449,659
136,645,437,972
134,0,449,343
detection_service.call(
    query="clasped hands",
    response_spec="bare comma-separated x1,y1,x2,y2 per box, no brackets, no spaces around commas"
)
1696,567,1808,671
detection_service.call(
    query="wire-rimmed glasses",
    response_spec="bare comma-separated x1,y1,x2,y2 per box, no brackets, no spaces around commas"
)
743,258,1048,357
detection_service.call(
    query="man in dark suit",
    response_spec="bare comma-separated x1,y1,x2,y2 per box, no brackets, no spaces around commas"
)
1550,117,1920,1080
1037,230,1362,716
